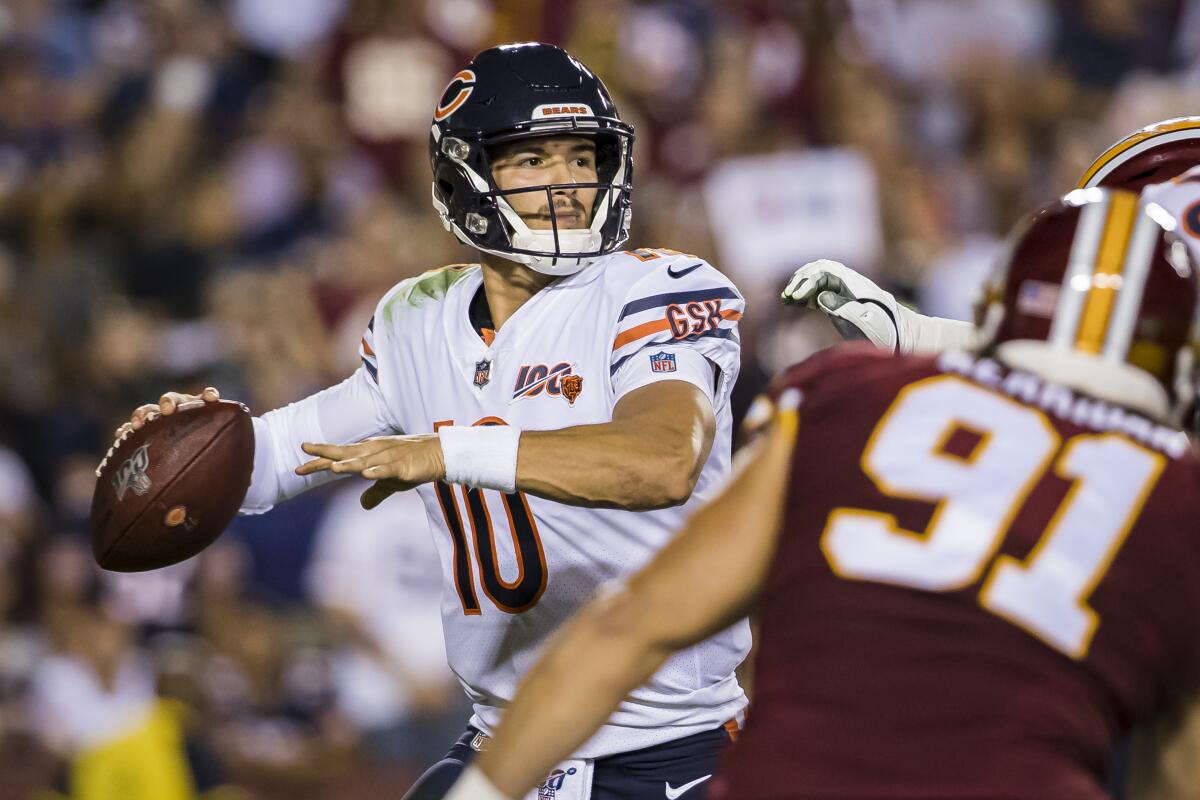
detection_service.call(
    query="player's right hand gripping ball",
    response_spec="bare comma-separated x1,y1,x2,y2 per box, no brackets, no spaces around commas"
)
91,400,254,572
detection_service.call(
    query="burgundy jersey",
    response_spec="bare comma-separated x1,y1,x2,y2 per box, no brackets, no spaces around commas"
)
718,344,1200,799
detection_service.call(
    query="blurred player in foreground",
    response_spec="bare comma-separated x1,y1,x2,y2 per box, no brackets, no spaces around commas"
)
117,43,747,800
443,189,1200,799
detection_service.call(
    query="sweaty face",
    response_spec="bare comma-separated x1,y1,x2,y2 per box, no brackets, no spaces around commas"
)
489,136,599,230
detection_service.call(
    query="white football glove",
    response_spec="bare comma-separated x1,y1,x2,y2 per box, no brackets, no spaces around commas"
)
781,259,976,355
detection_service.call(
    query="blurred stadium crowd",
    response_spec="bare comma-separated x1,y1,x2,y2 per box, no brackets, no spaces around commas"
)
2,0,1200,797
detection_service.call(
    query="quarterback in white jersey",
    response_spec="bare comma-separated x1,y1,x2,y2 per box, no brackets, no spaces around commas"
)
280,250,748,754
120,43,747,800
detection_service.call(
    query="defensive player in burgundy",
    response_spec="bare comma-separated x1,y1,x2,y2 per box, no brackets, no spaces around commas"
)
442,188,1200,799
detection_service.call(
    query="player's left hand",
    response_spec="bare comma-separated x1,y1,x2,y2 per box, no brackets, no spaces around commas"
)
781,259,901,352
297,435,445,509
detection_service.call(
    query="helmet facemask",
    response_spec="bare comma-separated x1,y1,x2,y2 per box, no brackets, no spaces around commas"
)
432,125,634,277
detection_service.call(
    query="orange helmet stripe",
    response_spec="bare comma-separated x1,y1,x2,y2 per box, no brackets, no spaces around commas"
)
1074,191,1138,353
1077,117,1200,189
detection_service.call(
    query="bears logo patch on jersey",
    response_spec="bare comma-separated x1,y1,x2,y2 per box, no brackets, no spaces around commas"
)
560,374,583,405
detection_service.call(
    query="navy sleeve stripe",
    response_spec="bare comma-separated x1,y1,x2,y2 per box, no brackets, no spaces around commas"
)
610,327,735,376
367,316,375,332
362,357,379,384
617,288,740,322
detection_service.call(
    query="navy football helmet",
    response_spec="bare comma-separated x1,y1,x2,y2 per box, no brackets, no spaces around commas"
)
429,43,635,276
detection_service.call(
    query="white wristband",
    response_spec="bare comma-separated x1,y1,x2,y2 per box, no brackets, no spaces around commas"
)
443,764,511,800
439,425,522,493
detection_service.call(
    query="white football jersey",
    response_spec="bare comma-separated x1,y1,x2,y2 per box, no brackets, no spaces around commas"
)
241,248,749,758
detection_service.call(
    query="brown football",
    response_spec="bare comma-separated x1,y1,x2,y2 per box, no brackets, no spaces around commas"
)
91,399,254,572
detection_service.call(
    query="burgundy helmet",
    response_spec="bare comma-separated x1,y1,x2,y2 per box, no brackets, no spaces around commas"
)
980,188,1199,404
1078,117,1200,191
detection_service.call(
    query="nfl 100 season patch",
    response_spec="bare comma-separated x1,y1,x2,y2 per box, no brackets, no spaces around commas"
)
512,362,583,405
113,444,152,501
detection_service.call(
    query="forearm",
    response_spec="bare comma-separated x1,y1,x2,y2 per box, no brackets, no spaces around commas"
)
477,587,673,797
301,382,716,513
516,405,710,509
475,408,797,798
240,368,396,514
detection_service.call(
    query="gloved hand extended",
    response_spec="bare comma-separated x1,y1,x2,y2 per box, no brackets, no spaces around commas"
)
781,259,976,355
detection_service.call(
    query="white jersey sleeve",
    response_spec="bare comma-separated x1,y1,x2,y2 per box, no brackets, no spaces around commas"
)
608,255,744,410
239,309,401,515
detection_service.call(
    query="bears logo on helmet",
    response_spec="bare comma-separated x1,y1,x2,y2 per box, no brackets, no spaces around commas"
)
434,70,476,122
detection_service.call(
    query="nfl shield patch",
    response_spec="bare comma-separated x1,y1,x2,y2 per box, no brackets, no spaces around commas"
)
473,359,491,388
649,352,677,373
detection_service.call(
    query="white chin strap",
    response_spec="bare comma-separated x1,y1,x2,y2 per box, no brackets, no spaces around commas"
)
491,194,608,276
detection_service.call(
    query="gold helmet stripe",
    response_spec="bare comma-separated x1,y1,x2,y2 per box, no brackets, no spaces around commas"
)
1077,117,1200,189
1074,191,1138,353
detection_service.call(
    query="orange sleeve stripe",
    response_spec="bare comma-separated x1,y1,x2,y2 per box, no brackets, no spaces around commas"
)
361,338,375,357
612,309,743,352
612,319,671,351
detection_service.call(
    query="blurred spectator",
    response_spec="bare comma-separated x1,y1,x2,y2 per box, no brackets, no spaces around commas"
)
230,0,348,59
29,580,236,799
703,148,883,300
308,484,468,773
188,540,353,794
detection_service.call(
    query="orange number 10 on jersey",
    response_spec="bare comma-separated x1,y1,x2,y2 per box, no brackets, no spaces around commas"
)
433,418,548,614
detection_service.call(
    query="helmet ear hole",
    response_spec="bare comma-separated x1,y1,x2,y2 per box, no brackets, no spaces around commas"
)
1125,167,1160,185
595,135,621,183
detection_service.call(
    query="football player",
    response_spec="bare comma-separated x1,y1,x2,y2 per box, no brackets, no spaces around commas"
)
783,117,1200,355
118,44,747,799
441,188,1200,799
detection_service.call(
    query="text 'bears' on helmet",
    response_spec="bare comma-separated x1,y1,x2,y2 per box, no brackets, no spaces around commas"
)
1078,117,1200,191
428,42,635,276
980,188,1199,416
